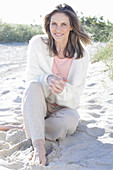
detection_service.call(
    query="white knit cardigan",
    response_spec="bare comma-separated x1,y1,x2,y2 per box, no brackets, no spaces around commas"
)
26,35,90,109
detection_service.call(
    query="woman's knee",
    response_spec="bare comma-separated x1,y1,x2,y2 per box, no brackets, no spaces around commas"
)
45,109,80,141
62,108,79,122
63,108,80,134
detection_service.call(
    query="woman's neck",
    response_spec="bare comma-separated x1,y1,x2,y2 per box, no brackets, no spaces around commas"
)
55,41,67,59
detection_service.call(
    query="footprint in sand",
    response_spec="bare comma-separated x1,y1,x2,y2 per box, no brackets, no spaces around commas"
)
88,92,97,96
15,106,21,110
109,133,113,138
0,108,10,111
89,112,100,118
14,110,22,114
18,86,25,95
100,110,106,114
88,99,96,103
1,90,10,95
86,127,105,137
18,86,25,90
14,106,21,114
13,96,22,103
107,99,113,104
87,104,102,110
111,126,113,130
100,107,107,114
87,83,96,87
12,77,16,80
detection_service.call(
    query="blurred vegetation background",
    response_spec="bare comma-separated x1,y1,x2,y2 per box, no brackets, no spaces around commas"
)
0,15,113,43
0,23,43,43
81,15,113,42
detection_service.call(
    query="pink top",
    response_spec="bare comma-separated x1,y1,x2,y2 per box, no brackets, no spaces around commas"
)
52,55,74,82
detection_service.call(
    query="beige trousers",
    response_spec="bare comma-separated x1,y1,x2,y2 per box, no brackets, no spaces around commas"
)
22,82,80,143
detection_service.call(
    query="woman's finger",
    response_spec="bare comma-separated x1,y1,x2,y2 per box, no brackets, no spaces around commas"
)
52,78,66,87
50,82,63,92
51,80,64,90
50,79,64,90
49,86,57,95
49,83,63,94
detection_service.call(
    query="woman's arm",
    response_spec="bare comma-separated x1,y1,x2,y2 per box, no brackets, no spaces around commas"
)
26,36,49,85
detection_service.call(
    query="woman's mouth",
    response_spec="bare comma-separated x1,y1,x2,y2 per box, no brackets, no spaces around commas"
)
54,33,63,37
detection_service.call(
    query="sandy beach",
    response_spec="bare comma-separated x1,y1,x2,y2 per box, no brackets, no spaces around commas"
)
0,41,113,170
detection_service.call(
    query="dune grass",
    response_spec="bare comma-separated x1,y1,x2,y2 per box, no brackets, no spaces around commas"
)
81,16,113,42
0,22,44,43
92,41,113,78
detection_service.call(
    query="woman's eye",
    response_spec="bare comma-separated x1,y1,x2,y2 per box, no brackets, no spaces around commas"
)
62,23,67,26
51,23,56,25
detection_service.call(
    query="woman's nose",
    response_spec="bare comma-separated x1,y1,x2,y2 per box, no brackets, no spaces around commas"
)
56,25,61,32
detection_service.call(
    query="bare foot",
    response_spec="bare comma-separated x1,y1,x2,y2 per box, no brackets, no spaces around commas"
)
32,139,46,166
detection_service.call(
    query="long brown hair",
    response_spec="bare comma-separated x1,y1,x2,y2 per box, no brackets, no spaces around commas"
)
43,4,92,59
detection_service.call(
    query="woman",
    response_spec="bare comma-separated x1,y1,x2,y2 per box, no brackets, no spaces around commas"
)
22,4,92,166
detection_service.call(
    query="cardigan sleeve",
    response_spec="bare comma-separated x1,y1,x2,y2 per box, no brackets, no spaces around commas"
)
26,36,49,85
56,50,90,109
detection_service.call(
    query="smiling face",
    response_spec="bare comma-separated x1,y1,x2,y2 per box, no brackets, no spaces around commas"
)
50,12,72,44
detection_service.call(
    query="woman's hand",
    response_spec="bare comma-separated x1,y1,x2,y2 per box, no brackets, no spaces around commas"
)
47,74,66,95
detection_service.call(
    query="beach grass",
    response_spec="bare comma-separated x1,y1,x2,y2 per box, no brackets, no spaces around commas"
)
81,16,113,42
0,21,44,43
92,41,113,78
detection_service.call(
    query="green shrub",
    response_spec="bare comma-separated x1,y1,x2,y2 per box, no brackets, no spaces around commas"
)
81,16,113,42
0,22,44,43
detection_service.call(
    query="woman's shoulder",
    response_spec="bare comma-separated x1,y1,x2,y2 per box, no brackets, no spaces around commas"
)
29,34,48,47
